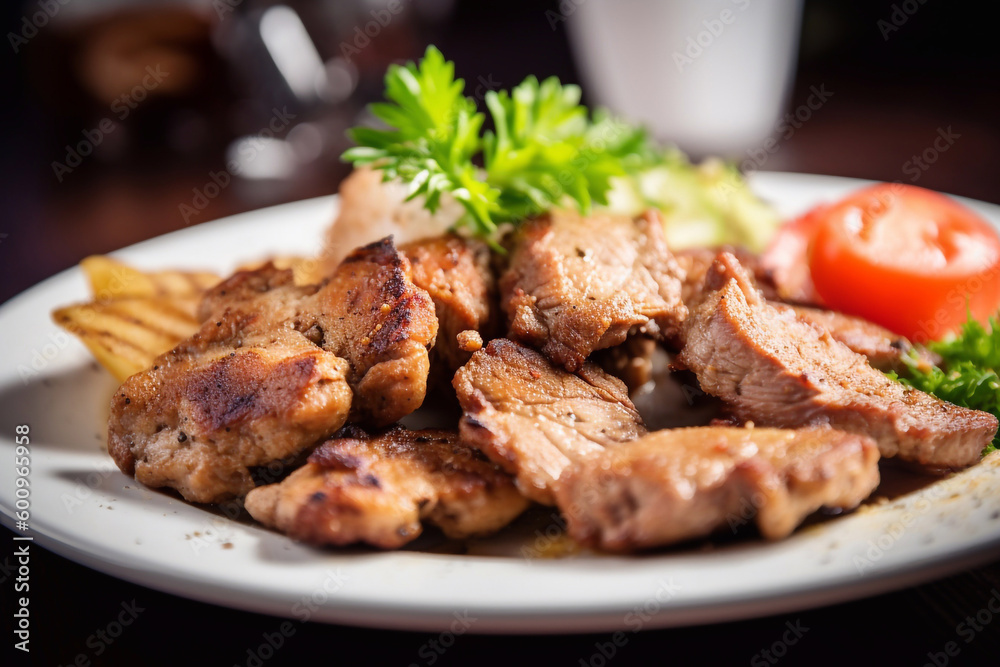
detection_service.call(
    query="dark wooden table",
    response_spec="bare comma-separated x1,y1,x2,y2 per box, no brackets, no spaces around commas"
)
3,1,1000,664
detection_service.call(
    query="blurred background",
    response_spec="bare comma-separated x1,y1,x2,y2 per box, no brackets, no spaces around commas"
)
2,2,1000,665
0,0,1000,300
2,0,998,304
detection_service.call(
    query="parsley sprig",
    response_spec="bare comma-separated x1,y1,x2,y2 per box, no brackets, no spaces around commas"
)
893,313,1000,455
342,46,655,239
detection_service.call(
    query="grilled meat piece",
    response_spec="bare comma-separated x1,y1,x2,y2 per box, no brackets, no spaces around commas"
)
453,338,646,504
402,234,497,376
501,209,687,371
195,261,305,322
245,425,529,549
205,237,438,426
310,237,439,426
677,246,937,371
678,252,998,469
109,265,352,503
555,425,880,551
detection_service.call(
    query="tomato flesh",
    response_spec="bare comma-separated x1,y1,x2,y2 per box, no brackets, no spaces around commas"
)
806,184,1000,341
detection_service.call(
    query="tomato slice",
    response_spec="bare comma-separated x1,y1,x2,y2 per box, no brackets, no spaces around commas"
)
807,183,1000,341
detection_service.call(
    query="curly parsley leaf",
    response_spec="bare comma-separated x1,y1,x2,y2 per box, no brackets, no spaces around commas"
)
929,312,1000,370
342,45,657,239
893,313,1000,455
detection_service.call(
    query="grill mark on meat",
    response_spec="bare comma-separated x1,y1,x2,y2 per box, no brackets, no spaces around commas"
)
185,353,319,433
346,237,401,262
370,294,415,350
383,266,408,300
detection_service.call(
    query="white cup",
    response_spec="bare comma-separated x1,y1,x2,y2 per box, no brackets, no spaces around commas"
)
567,0,803,158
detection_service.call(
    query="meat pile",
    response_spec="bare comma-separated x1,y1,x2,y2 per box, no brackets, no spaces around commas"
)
108,203,998,552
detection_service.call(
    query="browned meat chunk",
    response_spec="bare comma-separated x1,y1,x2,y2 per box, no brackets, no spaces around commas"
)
109,266,352,503
210,238,438,427
501,209,687,371
677,247,936,371
402,234,497,377
195,262,304,322
310,237,439,426
678,252,998,468
453,338,646,504
457,330,483,353
555,425,880,551
244,426,529,549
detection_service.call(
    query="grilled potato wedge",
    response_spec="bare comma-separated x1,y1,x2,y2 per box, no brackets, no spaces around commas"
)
52,296,202,382
54,256,221,381
81,255,219,301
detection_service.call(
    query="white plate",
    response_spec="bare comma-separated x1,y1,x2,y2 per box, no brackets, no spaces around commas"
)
2,172,1000,634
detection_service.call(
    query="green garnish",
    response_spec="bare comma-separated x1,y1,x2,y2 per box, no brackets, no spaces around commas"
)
892,313,1000,455
342,45,653,239
343,45,780,249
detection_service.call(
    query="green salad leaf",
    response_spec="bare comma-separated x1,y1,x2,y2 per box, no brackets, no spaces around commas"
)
342,45,778,248
892,313,1000,455
605,153,780,251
